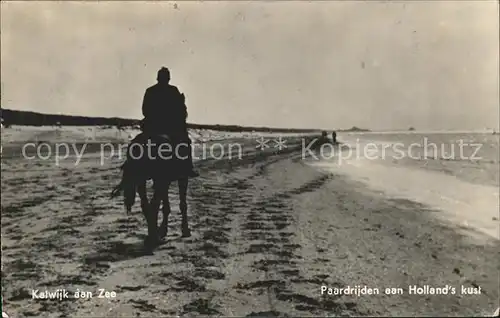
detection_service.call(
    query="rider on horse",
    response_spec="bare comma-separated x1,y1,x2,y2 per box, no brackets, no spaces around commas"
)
137,67,198,178
111,67,198,199
111,67,197,242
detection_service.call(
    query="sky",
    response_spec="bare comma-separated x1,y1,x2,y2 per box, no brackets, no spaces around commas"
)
1,1,498,130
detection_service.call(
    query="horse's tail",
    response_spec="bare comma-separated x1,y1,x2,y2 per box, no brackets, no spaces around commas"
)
111,161,136,214
110,163,125,198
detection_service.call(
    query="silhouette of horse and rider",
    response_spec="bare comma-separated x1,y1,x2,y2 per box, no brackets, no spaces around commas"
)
111,67,339,248
112,67,198,247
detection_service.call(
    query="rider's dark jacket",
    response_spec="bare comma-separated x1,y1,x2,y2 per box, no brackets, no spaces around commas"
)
141,83,189,143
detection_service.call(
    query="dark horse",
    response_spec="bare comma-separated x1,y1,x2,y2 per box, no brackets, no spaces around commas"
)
111,133,191,247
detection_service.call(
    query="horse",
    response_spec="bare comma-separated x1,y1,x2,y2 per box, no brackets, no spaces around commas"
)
111,133,191,247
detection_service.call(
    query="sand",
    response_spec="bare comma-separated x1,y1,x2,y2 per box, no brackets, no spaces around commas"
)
1,126,499,317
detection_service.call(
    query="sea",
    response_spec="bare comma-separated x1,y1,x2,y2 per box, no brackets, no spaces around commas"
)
308,131,500,240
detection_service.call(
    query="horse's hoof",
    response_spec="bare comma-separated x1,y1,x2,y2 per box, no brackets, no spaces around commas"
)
144,235,160,248
181,229,191,238
188,170,199,178
159,228,168,240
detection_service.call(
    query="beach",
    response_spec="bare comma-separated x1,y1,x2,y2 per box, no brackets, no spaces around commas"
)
1,126,499,317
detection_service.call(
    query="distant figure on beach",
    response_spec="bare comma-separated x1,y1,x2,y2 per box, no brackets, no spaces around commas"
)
313,131,330,149
331,131,337,144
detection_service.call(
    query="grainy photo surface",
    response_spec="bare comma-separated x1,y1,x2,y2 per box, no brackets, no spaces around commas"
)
1,1,499,317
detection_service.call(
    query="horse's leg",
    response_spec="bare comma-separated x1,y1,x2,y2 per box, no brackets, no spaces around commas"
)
137,180,149,226
178,178,191,237
147,179,165,243
138,180,157,247
159,181,171,240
